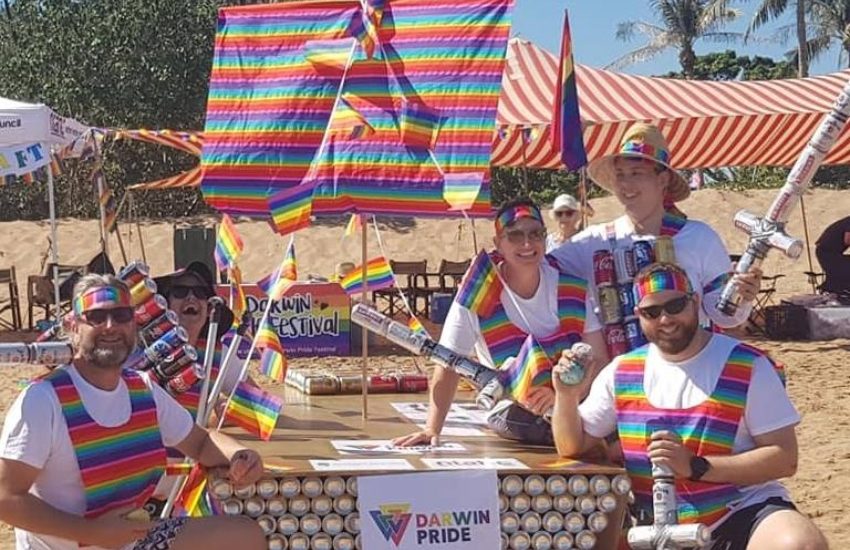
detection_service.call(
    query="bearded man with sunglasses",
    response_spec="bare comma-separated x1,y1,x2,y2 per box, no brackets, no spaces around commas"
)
551,263,827,549
394,199,607,448
0,274,266,550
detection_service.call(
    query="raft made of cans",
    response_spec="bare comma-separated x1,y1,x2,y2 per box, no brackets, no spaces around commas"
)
285,370,429,396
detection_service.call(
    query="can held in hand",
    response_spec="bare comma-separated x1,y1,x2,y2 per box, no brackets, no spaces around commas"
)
603,324,629,357
592,250,615,286
633,240,655,270
597,286,623,325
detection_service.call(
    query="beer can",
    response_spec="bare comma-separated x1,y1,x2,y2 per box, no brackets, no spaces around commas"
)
332,533,355,550
345,476,358,497
288,495,310,517
279,478,301,498
618,283,636,318
304,376,340,395
500,511,520,534
135,294,168,327
288,534,309,550
130,278,157,307
524,475,546,497
567,475,589,496
623,316,645,350
244,496,265,518
603,324,629,357
575,495,596,515
0,343,30,364
509,531,531,550
510,494,531,515
267,533,288,550
324,476,346,498
337,375,362,394
257,478,280,499
592,250,615,286
257,514,276,535
501,532,510,550
367,375,399,393
553,494,574,513
344,512,360,534
531,531,553,550
312,495,333,516
333,495,356,516
597,286,623,325
140,310,179,344
654,235,676,264
322,512,344,535
354,534,362,550
396,374,429,393
531,494,552,514
29,342,73,365
633,240,655,270
210,478,233,500
611,474,631,495
301,477,323,498
118,261,150,288
233,482,256,499
311,533,333,550
574,530,597,550
587,511,608,533
499,494,509,513
267,496,287,516
300,513,322,536
613,248,637,283
276,513,299,536
563,511,585,533
159,326,188,350
545,475,567,497
520,511,542,533
501,475,524,497
542,511,564,533
589,475,611,496
552,531,573,550
156,344,198,378
165,363,203,394
221,498,243,516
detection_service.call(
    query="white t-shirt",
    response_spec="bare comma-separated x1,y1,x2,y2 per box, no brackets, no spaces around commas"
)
549,216,752,328
0,365,195,550
439,262,601,368
578,333,798,519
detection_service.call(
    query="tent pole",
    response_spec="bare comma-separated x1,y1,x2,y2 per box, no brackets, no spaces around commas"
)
799,195,817,293
579,167,588,230
46,169,61,321
131,192,147,264
92,135,109,259
112,192,130,265
360,216,369,421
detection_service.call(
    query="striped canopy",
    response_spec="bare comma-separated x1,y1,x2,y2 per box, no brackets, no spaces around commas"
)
494,38,850,169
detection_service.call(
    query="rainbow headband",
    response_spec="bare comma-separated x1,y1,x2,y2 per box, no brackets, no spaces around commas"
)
494,204,544,233
634,268,692,304
620,140,669,165
73,287,132,317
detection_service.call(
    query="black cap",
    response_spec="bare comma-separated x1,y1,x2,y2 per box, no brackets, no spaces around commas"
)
154,261,235,339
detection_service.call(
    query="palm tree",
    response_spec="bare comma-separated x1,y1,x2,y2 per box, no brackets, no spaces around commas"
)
608,0,742,78
745,0,810,76
806,0,850,68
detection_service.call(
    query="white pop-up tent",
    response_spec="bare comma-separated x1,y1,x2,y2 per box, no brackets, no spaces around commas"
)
0,96,91,319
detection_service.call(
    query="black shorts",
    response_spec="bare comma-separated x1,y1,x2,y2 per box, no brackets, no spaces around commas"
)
709,497,797,550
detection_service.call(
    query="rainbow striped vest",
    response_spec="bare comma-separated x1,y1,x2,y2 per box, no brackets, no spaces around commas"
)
614,344,758,528
478,257,587,368
46,367,166,518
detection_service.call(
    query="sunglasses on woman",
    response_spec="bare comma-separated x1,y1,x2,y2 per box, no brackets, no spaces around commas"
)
170,286,212,300
637,293,694,320
554,210,576,218
81,307,135,326
504,227,547,244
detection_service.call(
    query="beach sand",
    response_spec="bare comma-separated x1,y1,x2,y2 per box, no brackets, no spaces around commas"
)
0,187,847,545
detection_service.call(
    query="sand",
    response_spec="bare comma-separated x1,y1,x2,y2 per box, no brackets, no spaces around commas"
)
0,187,847,545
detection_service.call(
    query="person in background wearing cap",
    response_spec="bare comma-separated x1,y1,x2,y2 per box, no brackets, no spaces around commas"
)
546,193,582,253
549,123,762,337
551,263,827,549
0,274,266,550
155,262,258,421
393,198,608,448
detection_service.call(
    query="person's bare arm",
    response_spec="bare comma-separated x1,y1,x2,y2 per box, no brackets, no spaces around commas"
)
392,366,459,447
174,426,263,487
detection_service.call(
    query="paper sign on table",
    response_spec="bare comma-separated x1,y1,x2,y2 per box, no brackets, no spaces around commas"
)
420,458,529,470
309,459,415,472
332,440,467,455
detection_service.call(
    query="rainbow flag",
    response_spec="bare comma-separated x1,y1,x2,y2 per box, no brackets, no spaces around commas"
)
304,37,356,73
552,10,587,170
521,126,541,144
344,213,362,237
499,336,553,402
282,240,297,281
260,348,287,383
366,0,387,27
174,463,209,518
258,246,298,301
223,382,283,441
330,98,375,140
214,214,244,270
201,0,511,219
229,265,246,328
268,184,314,236
347,9,378,59
401,102,442,150
443,173,484,211
454,251,502,317
408,316,426,334
340,256,394,295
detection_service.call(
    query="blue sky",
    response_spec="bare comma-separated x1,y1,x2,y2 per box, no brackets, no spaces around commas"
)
512,1,844,76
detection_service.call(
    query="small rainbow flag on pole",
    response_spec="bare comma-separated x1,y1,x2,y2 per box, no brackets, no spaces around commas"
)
340,256,394,295
347,9,378,59
255,322,287,382
498,336,553,402
223,382,283,441
443,172,484,211
282,240,297,281
366,0,386,27
174,463,209,518
552,10,587,170
258,242,298,301
344,213,362,237
400,101,441,149
214,214,244,270
304,37,356,73
454,251,502,317
268,184,314,236
229,264,246,328
330,98,375,140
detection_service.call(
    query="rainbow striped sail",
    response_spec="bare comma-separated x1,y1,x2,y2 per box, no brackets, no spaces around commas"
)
455,251,502,317
214,214,243,270
340,256,394,295
499,336,553,402
223,382,283,441
553,10,587,170
200,0,512,219
268,184,314,236
443,173,484,211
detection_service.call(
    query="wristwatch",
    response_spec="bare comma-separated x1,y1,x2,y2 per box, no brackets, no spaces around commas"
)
689,456,711,481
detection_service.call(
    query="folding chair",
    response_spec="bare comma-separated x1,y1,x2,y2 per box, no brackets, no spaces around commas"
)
746,274,785,336
411,258,471,316
0,267,23,331
27,263,85,329
372,259,428,317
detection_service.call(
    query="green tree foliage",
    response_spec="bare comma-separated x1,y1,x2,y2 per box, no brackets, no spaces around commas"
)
660,49,796,80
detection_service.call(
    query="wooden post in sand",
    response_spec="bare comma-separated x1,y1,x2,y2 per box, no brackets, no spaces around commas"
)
360,217,369,420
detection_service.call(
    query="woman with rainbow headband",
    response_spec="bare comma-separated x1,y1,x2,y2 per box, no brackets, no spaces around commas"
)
0,274,265,550
552,263,827,549
393,198,607,448
549,123,762,357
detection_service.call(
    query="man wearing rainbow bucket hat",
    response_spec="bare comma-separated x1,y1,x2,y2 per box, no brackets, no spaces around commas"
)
394,198,607,447
0,274,266,550
552,263,827,549
549,123,762,358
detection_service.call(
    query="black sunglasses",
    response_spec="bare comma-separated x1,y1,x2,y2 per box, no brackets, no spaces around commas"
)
82,307,135,326
554,210,576,218
170,286,212,300
637,294,693,320
504,228,547,244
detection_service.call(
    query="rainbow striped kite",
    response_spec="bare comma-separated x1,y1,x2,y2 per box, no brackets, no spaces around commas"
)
214,214,243,270
553,10,587,170
201,0,513,219
223,382,283,441
340,256,394,295
499,336,553,402
455,251,503,317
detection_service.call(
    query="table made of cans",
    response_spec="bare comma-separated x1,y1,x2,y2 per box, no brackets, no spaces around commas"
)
220,389,629,550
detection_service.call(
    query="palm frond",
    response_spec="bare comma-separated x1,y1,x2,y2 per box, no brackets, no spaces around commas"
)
746,0,791,41
701,31,744,44
605,44,669,70
615,20,666,42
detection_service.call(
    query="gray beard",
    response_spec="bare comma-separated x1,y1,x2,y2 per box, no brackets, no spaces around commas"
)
84,344,130,369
